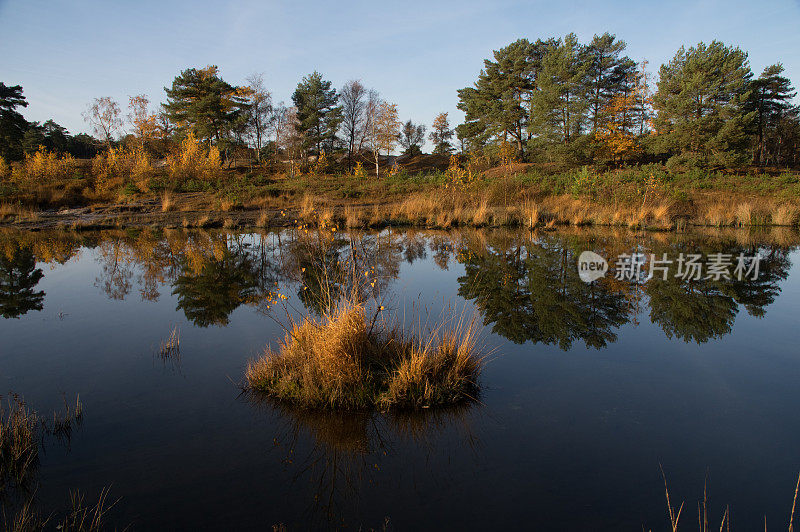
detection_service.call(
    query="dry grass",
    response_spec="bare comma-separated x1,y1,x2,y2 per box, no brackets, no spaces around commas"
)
246,301,484,410
256,208,270,228
160,191,175,212
158,326,180,360
657,468,800,531
735,202,753,226
0,396,39,489
300,194,316,220
58,487,118,532
522,200,540,228
774,205,799,226
50,395,83,443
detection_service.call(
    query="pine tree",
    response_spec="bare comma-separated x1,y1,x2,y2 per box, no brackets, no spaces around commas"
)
652,41,754,168
163,66,249,144
398,120,426,155
529,33,590,147
0,83,29,161
584,33,637,138
292,71,343,157
748,63,799,166
457,38,555,158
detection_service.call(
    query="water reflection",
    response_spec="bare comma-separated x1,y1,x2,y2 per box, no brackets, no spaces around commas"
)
0,243,45,319
1,227,797,347
249,395,479,528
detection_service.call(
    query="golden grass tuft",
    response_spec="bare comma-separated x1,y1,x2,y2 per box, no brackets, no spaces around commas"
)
735,202,753,226
774,205,799,226
246,302,484,410
160,191,175,212
522,200,540,228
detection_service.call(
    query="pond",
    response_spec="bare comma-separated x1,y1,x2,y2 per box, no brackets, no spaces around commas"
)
1,226,799,530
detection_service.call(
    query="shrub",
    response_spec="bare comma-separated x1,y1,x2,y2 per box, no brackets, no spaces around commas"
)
92,145,152,193
11,147,76,184
0,156,10,181
166,132,222,184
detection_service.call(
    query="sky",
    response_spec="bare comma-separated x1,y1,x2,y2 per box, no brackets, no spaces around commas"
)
2,0,800,146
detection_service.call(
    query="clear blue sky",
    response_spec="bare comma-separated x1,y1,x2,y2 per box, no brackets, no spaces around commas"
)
2,0,799,143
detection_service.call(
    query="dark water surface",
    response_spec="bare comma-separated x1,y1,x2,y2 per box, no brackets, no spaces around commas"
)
1,227,799,530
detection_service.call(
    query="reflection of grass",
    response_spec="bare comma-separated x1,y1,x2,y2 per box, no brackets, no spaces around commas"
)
246,301,483,410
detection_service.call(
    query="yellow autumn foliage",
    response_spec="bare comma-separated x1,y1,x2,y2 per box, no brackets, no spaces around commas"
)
166,132,222,183
12,147,76,184
92,145,152,192
0,156,9,181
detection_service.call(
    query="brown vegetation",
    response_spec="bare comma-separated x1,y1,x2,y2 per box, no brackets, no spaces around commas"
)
246,300,483,410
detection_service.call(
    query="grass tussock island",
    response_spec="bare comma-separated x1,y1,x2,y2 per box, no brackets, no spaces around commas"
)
246,301,484,410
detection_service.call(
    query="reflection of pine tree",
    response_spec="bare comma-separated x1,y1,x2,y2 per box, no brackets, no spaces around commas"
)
646,277,737,343
0,246,45,319
172,243,260,327
717,246,790,318
457,238,628,349
646,242,792,342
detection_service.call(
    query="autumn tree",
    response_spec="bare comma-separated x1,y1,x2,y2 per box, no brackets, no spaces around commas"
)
292,71,342,157
243,73,273,161
364,94,400,177
83,96,123,149
0,82,28,161
398,120,426,156
127,95,158,148
595,62,651,164
429,112,454,154
163,65,249,144
652,41,754,168
340,79,368,171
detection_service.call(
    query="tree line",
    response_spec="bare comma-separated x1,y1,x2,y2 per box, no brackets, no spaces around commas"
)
1,68,451,177
457,33,799,168
1,32,798,175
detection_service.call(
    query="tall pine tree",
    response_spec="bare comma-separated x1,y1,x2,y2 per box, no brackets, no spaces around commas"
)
652,41,754,168
292,71,343,157
748,63,799,166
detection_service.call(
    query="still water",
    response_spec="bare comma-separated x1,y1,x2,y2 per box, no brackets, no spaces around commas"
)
1,227,799,530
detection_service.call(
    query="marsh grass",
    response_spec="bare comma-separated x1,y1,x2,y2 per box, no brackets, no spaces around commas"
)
657,467,800,531
49,395,83,444
246,300,484,410
0,396,38,491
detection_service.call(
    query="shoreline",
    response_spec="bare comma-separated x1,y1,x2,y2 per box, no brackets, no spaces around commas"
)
2,191,799,232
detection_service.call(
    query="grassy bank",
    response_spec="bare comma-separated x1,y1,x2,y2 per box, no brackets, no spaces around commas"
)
2,148,800,230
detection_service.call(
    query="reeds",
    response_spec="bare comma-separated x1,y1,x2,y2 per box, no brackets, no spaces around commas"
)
158,326,180,360
50,395,83,442
58,487,118,532
246,300,484,410
657,468,800,531
0,396,39,489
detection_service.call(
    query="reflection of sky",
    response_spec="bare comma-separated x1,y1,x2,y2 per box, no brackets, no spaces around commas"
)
1,229,800,529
